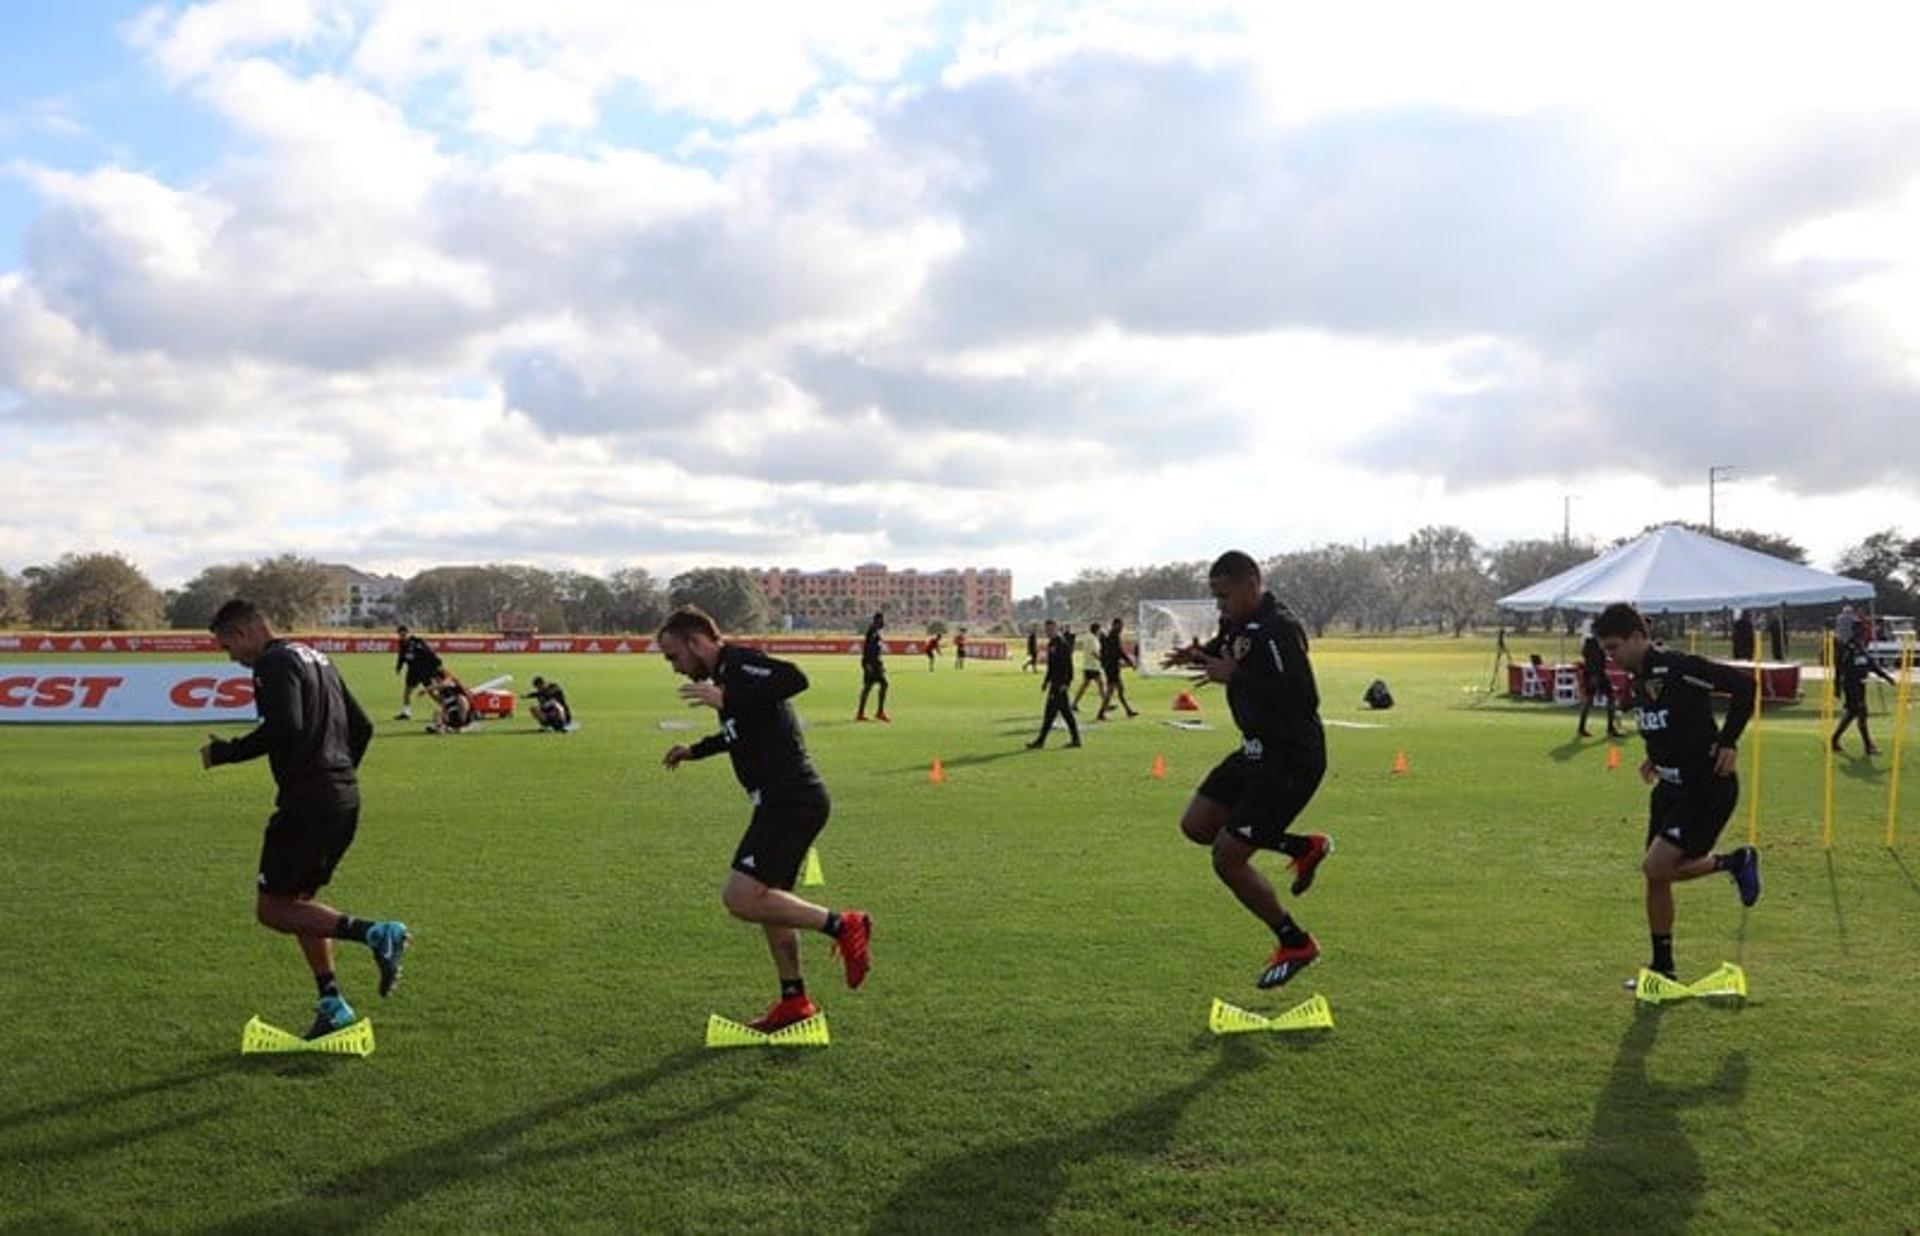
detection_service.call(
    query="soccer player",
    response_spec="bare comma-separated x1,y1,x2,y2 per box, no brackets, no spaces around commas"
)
1576,621,1624,739
658,606,872,1031
199,600,409,1039
528,675,572,732
1095,616,1140,720
1070,622,1107,711
856,611,892,722
1162,552,1332,990
924,630,943,671
1023,625,1039,673
427,668,475,733
392,624,443,720
1593,602,1761,982
954,628,968,670
1027,618,1082,749
1832,631,1897,756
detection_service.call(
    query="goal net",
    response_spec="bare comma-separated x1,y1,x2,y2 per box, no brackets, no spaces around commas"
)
1136,599,1219,677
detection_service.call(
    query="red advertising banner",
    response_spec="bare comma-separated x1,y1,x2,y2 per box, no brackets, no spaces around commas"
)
0,633,1008,659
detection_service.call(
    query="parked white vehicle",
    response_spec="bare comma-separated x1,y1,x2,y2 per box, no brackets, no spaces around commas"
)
1867,615,1916,669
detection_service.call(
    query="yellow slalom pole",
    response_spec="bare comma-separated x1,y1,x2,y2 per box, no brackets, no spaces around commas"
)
1822,631,1837,850
1746,657,1764,846
1887,637,1915,848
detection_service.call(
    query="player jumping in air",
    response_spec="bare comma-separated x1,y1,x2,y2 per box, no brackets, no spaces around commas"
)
1593,602,1761,982
658,606,873,1031
200,600,410,1039
1163,552,1332,990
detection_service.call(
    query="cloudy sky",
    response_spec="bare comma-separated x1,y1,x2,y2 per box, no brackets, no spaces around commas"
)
5,1,1920,594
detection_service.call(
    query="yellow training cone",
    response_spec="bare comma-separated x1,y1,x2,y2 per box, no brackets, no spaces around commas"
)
1687,962,1748,1000
240,1015,375,1057
705,1012,831,1049
1208,994,1333,1035
800,846,825,887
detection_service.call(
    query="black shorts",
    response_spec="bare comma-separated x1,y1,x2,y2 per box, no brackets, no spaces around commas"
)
406,665,439,688
1081,668,1103,683
1584,670,1612,699
731,785,831,890
258,800,359,897
536,699,570,728
863,665,888,686
1196,750,1325,850
1102,664,1122,684
1646,777,1738,858
1843,687,1867,713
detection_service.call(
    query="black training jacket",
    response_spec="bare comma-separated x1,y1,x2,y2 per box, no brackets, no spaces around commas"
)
209,640,372,808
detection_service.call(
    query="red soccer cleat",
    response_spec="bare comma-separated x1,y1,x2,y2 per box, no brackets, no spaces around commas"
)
832,910,873,989
747,994,820,1033
1288,834,1334,897
1256,936,1319,989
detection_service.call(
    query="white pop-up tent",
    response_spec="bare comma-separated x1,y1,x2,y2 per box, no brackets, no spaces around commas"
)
1498,524,1875,614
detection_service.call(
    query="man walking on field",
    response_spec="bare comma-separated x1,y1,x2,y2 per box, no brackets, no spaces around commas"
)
1163,552,1332,990
659,606,873,1031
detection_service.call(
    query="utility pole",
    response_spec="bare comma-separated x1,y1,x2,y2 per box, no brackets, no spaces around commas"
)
1708,465,1736,534
1562,494,1578,546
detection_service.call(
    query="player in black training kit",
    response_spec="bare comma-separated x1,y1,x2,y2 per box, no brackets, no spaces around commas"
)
1095,616,1139,720
200,601,410,1039
528,675,572,732
1164,552,1332,990
1026,618,1082,749
393,624,444,720
954,628,968,670
1576,623,1623,739
1024,625,1039,673
856,612,891,722
1593,603,1761,982
1832,632,1897,756
658,607,873,1032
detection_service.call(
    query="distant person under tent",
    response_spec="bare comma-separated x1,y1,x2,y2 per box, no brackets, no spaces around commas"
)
1730,609,1756,662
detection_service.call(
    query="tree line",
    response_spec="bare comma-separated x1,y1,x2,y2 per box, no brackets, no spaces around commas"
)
5,522,1917,635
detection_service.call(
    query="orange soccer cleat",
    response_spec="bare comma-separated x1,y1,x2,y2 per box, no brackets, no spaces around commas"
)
832,910,873,990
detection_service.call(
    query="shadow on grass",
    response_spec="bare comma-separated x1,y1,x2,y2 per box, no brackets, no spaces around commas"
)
1888,848,1920,901
1825,850,1851,955
198,1047,736,1234
1526,1007,1748,1234
1838,753,1885,784
1547,736,1593,764
863,1040,1263,1234
0,1054,241,1136
0,1055,246,1171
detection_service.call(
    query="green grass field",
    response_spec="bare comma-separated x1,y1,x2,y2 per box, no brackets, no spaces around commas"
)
3,638,1918,1232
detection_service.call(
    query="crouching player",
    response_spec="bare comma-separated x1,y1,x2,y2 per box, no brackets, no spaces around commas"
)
528,675,572,732
1593,602,1761,981
658,606,873,1031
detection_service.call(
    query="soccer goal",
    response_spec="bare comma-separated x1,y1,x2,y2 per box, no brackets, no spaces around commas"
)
1136,599,1219,677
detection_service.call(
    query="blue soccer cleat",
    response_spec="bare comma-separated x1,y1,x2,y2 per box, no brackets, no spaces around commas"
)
305,994,357,1040
1730,847,1761,908
367,921,411,997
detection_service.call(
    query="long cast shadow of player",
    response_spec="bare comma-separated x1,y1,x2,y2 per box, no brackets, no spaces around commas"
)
0,1054,244,1167
864,1039,1266,1234
198,1047,740,1234
1525,1007,1748,1234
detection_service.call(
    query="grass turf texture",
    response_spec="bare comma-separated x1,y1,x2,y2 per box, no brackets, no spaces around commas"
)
2,638,1917,1232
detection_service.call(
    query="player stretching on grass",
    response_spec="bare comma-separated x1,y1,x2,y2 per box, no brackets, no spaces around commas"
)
200,600,410,1039
1593,602,1761,982
658,606,872,1031
1163,552,1331,990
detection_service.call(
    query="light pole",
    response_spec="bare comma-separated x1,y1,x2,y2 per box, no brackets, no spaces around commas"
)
1708,465,1736,534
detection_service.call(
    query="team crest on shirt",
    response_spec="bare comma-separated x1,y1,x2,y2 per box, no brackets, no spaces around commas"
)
1643,679,1663,702
1232,635,1252,661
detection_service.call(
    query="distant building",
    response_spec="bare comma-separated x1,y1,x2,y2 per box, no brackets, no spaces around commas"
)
319,564,405,628
754,563,1014,629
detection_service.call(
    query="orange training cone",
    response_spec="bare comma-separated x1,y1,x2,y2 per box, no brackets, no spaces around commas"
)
929,758,946,784
1151,754,1166,779
1606,745,1622,771
1391,749,1410,775
1174,691,1201,712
